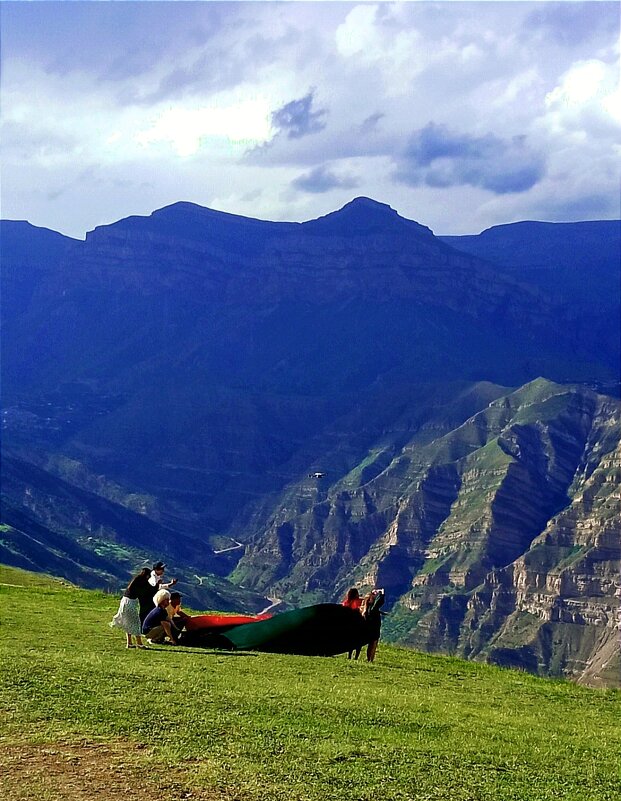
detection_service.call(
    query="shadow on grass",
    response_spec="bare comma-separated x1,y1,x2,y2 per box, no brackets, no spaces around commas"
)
141,646,257,657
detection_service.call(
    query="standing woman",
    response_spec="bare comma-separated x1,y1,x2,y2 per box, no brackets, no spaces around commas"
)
110,568,149,649
362,589,385,663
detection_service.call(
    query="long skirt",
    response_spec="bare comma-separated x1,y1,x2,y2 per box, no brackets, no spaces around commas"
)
109,596,141,636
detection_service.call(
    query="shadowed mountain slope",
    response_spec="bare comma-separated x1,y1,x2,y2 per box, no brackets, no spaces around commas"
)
441,220,621,384
0,453,268,613
3,200,617,532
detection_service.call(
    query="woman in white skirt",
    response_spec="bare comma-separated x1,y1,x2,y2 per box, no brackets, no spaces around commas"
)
110,568,150,648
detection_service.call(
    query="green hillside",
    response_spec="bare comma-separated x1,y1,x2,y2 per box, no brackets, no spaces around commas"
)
1,565,619,801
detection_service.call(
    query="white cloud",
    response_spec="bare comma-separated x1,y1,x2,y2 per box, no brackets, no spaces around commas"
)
334,3,423,94
134,98,274,157
543,59,620,132
335,4,379,59
491,68,543,110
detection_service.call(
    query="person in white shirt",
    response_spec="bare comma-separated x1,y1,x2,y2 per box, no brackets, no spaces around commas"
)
137,561,177,622
148,560,178,592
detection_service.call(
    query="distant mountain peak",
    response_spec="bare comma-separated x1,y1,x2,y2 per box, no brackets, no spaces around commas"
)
152,200,268,225
319,196,401,224
304,196,433,238
340,196,396,213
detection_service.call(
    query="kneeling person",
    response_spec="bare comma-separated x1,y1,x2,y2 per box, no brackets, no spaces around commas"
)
168,591,192,634
142,589,179,645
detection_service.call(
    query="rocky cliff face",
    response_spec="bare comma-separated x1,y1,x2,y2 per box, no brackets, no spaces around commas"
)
455,434,620,686
234,379,620,685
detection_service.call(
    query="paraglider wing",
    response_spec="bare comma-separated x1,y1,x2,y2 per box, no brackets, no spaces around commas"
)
185,613,272,633
220,604,368,656
181,613,272,647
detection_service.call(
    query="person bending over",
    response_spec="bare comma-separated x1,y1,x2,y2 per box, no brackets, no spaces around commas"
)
109,568,149,649
142,589,179,645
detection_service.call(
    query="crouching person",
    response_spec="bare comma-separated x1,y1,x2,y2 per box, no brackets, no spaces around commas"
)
168,591,192,639
142,589,179,645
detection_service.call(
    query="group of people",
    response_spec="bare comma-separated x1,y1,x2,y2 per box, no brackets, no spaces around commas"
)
111,564,385,660
109,561,191,648
342,586,385,662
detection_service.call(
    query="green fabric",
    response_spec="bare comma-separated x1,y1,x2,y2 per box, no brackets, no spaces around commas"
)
221,603,368,656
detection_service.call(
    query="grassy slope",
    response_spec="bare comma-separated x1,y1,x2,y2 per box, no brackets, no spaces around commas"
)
1,565,619,801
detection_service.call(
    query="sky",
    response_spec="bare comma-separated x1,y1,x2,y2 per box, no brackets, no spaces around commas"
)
1,1,619,238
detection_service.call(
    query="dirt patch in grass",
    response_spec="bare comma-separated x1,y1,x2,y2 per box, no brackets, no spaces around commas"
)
0,740,222,800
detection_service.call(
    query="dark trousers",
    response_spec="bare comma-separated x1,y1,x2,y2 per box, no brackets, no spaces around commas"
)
139,602,155,624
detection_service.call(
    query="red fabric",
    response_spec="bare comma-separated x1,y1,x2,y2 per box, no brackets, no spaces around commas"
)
342,598,362,611
186,613,272,632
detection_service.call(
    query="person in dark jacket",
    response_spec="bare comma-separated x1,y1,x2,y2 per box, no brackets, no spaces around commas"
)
142,589,179,645
132,567,158,624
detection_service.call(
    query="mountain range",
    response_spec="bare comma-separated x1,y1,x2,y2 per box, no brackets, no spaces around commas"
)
1,198,619,684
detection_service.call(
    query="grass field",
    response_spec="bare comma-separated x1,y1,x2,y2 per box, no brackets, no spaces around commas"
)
1,565,619,801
